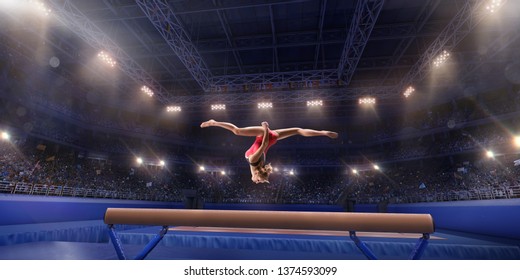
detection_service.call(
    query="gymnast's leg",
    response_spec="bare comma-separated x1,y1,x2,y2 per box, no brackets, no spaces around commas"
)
274,127,338,140
200,119,264,136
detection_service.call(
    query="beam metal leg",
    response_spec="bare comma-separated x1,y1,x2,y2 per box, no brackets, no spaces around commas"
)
349,231,377,260
409,233,430,260
134,226,169,260
108,224,127,260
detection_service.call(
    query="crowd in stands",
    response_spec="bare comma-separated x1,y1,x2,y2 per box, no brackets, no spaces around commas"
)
0,136,345,204
364,123,516,164
342,155,520,204
370,89,520,142
2,134,520,205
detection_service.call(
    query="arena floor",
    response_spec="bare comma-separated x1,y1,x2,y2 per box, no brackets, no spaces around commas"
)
0,220,518,260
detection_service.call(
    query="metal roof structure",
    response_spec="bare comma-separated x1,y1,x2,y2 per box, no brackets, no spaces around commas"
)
2,0,520,116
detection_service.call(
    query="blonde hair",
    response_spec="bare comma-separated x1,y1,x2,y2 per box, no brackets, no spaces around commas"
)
257,163,273,183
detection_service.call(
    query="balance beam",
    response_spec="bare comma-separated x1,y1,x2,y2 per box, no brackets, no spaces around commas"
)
104,208,434,260
104,208,434,233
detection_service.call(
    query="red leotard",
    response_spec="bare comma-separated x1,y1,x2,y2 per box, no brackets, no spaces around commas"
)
244,129,279,160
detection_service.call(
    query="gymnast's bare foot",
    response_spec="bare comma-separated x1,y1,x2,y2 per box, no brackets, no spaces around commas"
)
326,131,338,139
200,119,216,128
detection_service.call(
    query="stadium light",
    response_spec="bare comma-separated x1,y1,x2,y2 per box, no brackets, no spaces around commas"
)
433,50,450,68
166,106,182,112
258,102,273,109
32,1,51,16
211,104,226,111
352,169,358,174
485,0,503,13
97,51,116,67
514,136,520,147
373,164,380,170
141,86,154,97
220,170,226,175
486,150,495,158
403,86,415,98
199,165,205,171
159,160,165,167
1,131,10,141
307,100,323,107
359,97,376,105
136,157,143,165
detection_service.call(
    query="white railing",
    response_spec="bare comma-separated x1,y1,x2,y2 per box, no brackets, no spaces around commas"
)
13,183,32,194
509,186,520,198
30,184,48,195
383,185,520,204
47,186,62,196
0,181,12,193
1,178,520,204
61,187,74,196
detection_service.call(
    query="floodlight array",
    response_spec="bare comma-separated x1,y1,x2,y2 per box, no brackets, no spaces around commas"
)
359,97,376,105
32,1,52,16
141,86,154,97
258,102,273,109
211,104,226,111
433,50,450,68
166,106,182,112
485,0,503,13
403,86,415,98
97,51,116,67
307,100,323,107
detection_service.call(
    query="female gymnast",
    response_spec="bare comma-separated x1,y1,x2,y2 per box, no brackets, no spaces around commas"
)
200,119,338,184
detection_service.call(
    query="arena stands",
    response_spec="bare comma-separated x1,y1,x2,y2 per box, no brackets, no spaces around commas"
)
1,127,520,205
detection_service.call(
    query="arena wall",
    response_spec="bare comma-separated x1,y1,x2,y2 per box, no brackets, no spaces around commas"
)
385,199,520,239
0,194,180,225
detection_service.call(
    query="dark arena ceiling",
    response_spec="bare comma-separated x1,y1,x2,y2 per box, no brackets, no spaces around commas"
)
1,0,520,129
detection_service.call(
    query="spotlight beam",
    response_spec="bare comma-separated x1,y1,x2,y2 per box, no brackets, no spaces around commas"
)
461,10,520,82
100,0,193,93
379,0,441,86
397,0,509,95
46,0,171,104
0,8,135,101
